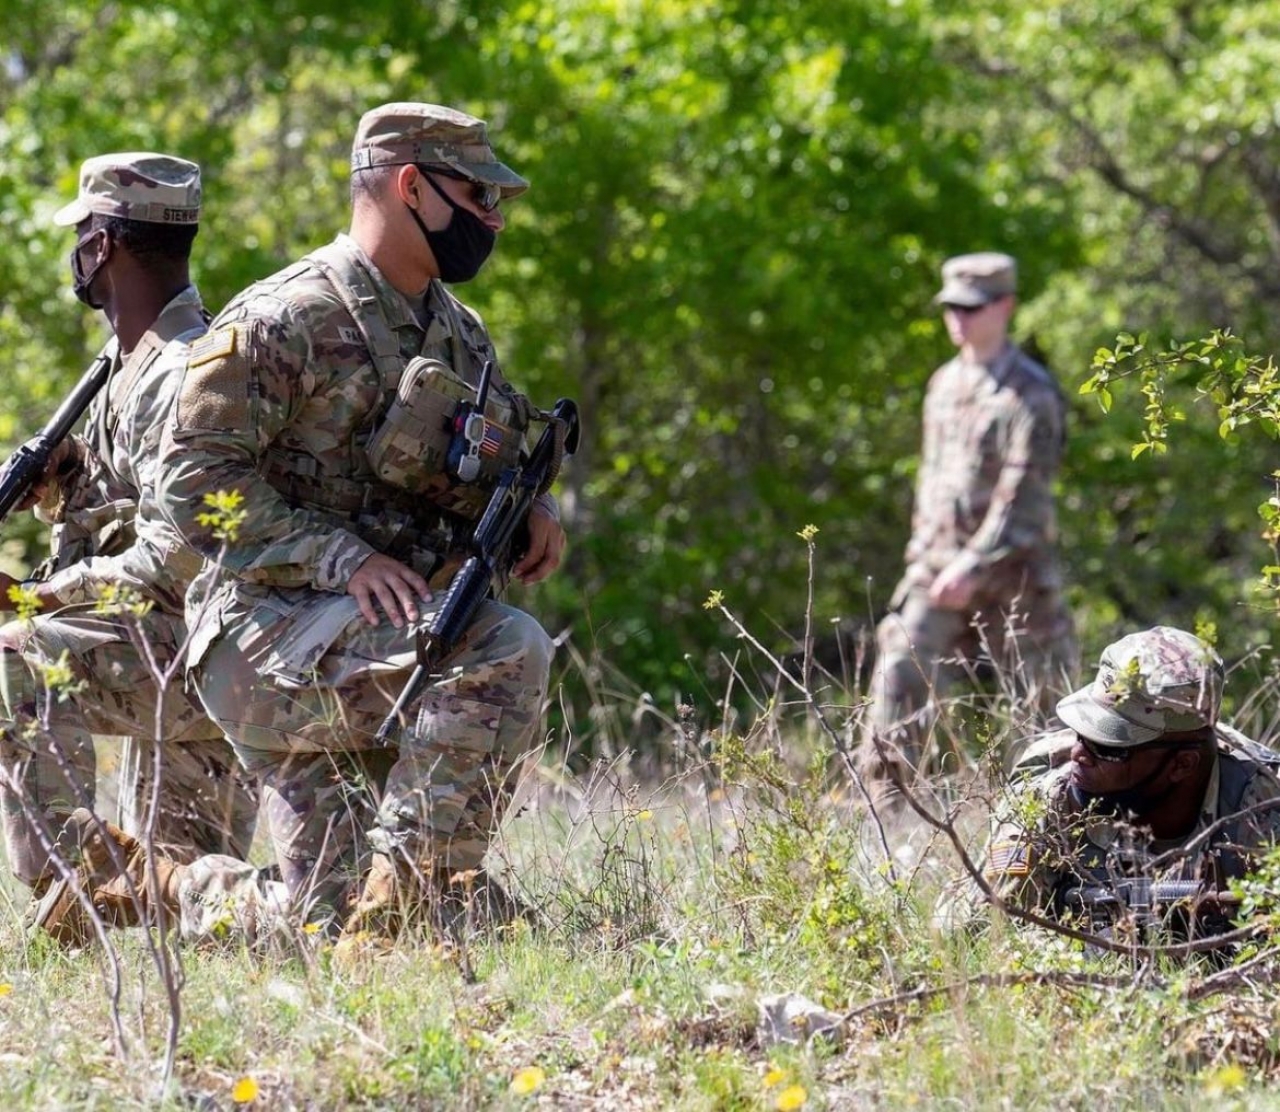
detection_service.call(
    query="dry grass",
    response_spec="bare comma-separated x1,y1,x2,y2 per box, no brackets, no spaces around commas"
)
2,724,1279,1110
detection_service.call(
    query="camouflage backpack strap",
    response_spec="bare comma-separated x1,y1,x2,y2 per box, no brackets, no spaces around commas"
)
110,287,207,407
426,282,559,485
1211,750,1262,880
306,242,404,389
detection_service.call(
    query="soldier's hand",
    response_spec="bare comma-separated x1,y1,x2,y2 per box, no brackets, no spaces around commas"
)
17,440,72,512
348,554,432,628
928,561,978,610
513,506,565,585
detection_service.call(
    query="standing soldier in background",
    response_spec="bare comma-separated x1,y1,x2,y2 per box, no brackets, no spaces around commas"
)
32,103,564,948
0,154,256,928
859,252,1076,806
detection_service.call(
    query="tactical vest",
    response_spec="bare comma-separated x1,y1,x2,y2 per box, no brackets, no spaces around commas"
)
252,242,511,583
43,290,207,576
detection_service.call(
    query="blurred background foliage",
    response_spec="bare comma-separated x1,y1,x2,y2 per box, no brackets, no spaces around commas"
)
2,0,1279,749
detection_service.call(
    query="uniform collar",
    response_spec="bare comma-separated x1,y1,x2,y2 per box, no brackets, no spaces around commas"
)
123,283,204,368
332,233,425,335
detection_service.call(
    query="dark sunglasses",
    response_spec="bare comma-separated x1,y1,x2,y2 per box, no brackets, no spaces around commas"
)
1076,735,1198,764
418,164,502,213
942,302,990,316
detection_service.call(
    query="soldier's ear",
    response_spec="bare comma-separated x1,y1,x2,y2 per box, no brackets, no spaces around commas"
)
1166,747,1203,783
392,164,422,208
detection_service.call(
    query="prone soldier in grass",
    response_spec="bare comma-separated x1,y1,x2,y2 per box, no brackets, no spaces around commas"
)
960,626,1280,941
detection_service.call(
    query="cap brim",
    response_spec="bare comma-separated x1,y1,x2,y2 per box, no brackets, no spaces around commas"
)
52,198,91,227
457,159,529,199
933,282,993,308
1055,686,1163,746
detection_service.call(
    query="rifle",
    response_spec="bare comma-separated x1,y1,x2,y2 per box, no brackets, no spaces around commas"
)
0,343,116,522
374,395,581,745
1062,878,1242,942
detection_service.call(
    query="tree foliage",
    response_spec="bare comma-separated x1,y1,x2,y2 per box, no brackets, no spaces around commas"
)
2,0,1278,743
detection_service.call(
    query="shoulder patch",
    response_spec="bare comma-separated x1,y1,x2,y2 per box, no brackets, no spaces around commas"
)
338,326,362,346
988,840,1032,876
188,326,237,368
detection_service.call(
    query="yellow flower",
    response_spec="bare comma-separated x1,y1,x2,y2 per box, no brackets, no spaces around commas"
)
0,983,12,996
7,583,41,621
231,1076,259,1103
1201,1063,1247,1097
511,1066,546,1095
763,1065,787,1088
776,1084,808,1110
196,489,248,543
302,922,322,935
797,524,819,542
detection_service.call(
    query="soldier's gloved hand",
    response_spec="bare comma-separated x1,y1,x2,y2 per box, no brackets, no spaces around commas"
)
513,505,565,585
348,553,432,628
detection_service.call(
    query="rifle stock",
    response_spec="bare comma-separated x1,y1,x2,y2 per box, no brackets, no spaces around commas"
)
0,345,115,522
375,397,580,744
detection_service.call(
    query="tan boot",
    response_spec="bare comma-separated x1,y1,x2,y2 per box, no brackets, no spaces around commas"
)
29,808,185,946
340,852,407,941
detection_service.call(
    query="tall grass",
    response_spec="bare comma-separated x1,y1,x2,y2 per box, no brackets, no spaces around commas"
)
4,572,1280,1109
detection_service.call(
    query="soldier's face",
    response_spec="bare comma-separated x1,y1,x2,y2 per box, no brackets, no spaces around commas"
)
1068,734,1182,801
418,170,506,234
943,296,1012,349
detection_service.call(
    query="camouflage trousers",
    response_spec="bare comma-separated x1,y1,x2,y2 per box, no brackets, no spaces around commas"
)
189,594,552,925
0,606,258,888
857,583,1077,796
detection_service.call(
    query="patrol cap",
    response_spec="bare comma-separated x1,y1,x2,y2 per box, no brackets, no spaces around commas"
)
350,102,529,199
934,252,1017,308
53,152,201,227
1056,626,1224,747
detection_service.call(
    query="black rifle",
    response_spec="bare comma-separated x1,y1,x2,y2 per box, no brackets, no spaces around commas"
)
1062,878,1241,942
0,344,115,521
374,396,581,745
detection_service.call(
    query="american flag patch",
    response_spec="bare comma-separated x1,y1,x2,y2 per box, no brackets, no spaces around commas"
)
188,325,236,368
988,839,1032,876
479,420,506,457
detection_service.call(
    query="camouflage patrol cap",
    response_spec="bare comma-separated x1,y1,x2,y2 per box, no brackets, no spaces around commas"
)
53,152,201,227
350,102,529,199
1057,626,1224,746
934,252,1017,308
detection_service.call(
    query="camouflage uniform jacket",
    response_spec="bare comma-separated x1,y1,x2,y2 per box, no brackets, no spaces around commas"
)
901,342,1065,603
156,235,542,666
980,727,1280,916
35,286,207,613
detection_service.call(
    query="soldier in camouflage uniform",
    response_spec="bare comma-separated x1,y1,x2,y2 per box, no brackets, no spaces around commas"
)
949,627,1280,931
0,155,257,914
859,253,1076,801
41,104,564,945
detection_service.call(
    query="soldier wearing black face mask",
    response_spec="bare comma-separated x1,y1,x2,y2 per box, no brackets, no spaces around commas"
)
45,103,571,951
0,154,258,937
941,626,1280,939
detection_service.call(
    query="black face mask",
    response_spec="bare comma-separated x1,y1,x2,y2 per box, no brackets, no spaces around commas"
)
407,174,496,284
69,229,108,309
